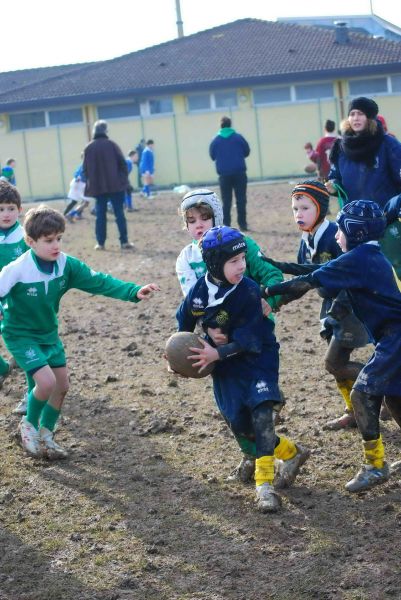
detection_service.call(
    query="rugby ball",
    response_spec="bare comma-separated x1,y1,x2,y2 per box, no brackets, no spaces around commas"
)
165,332,214,378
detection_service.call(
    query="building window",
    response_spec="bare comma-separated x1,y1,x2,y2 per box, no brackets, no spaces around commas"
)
295,82,333,100
391,75,401,92
9,111,46,131
215,90,237,108
349,77,388,95
97,102,140,119
48,108,83,125
149,98,173,114
187,94,211,111
253,86,291,105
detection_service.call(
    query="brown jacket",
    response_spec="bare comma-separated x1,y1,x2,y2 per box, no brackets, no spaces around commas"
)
83,134,128,197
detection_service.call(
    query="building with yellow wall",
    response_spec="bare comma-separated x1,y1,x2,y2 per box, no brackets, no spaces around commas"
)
0,19,401,200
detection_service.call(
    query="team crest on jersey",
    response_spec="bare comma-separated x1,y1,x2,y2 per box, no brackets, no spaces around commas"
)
27,287,38,297
388,224,401,239
216,310,229,326
256,380,269,393
319,252,332,263
13,248,23,257
59,279,66,289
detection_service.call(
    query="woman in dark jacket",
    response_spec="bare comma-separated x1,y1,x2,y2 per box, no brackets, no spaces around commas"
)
326,97,401,209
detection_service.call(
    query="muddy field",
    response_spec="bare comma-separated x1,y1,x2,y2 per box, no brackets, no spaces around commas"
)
1,182,401,600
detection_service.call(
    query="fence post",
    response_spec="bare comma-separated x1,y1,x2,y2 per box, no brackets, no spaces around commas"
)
56,125,66,196
253,105,264,179
22,131,33,199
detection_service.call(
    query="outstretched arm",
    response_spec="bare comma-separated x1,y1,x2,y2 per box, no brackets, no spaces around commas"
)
262,272,319,305
262,256,321,276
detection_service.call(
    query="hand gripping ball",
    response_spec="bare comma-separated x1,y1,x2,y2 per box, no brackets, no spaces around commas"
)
165,332,214,378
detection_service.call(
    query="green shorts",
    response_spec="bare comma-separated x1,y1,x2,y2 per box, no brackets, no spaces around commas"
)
3,336,66,374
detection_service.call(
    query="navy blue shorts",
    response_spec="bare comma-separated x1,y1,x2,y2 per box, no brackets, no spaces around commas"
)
213,373,281,439
354,330,401,396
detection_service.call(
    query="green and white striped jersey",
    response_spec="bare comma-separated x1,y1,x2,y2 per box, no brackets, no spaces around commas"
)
0,250,141,343
0,222,29,271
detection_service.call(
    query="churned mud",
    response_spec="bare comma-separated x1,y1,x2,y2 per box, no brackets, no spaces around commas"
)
1,183,400,600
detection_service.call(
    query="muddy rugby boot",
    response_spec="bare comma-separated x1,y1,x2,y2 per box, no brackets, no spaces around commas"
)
255,483,282,513
345,463,390,493
19,417,42,457
226,455,255,483
39,427,68,460
274,444,310,489
323,410,357,431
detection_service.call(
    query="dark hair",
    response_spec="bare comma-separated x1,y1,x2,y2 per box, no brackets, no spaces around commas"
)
146,139,154,145
325,120,335,133
220,116,231,128
0,179,21,208
128,150,137,157
24,205,65,240
6,158,16,166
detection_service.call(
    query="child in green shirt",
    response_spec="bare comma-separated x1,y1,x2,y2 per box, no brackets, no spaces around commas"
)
0,180,29,390
0,205,159,459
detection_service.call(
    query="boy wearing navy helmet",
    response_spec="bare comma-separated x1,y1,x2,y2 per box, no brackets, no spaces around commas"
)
264,200,401,492
174,225,310,513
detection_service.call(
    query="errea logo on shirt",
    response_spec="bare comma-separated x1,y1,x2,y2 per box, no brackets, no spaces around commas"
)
27,287,38,297
13,248,23,257
256,380,269,393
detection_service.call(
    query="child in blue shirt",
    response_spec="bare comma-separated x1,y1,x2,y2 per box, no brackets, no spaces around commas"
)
264,200,401,492
174,226,310,513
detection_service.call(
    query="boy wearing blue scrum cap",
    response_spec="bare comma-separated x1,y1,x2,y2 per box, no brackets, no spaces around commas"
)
264,200,401,492
174,225,310,513
176,188,284,483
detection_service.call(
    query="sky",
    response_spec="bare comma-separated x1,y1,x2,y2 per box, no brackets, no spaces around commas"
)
2,0,401,72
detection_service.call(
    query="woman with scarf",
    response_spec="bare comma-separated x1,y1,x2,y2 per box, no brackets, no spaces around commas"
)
326,97,401,210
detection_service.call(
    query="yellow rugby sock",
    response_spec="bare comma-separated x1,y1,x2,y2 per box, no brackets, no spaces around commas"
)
336,380,354,412
255,455,275,486
364,436,385,469
274,436,297,461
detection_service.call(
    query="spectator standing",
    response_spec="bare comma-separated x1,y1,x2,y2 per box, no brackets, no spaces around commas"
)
314,120,337,181
5,159,16,185
139,140,155,198
125,150,139,212
135,138,146,187
326,97,401,210
83,120,134,250
209,116,250,230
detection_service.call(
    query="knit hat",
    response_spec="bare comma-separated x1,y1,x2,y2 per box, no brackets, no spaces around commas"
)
348,97,379,120
291,180,330,223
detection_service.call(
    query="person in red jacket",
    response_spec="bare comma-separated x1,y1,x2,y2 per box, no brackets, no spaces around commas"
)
314,119,337,181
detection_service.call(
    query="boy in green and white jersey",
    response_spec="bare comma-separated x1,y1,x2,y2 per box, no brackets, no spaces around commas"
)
0,180,29,390
0,205,159,459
